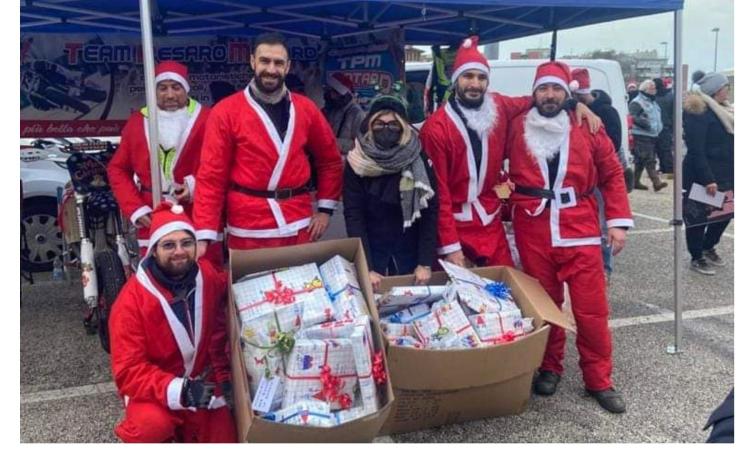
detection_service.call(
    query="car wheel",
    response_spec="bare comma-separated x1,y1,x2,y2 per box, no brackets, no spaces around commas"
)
21,197,63,273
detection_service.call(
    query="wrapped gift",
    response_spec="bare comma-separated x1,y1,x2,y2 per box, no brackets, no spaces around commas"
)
297,318,357,340
328,405,370,426
241,303,305,395
468,311,527,344
262,400,332,427
233,263,334,327
387,336,424,349
380,322,416,339
283,338,358,410
331,286,370,321
349,323,380,414
382,303,431,324
320,255,361,296
376,285,447,313
413,300,481,349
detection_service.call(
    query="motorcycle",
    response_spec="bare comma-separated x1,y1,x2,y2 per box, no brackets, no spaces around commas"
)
61,141,135,353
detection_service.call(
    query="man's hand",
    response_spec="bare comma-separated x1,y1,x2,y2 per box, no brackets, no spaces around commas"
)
136,213,152,229
173,183,190,203
369,271,383,291
307,212,330,242
706,183,719,196
414,265,432,285
197,240,209,259
445,249,466,267
181,379,216,409
575,102,602,134
607,227,627,256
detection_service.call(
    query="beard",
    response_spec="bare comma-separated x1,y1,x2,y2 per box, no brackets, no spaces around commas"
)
456,85,486,109
535,98,565,118
155,253,196,279
255,71,285,94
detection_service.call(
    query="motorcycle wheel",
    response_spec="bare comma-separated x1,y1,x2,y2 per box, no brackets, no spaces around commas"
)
95,249,126,353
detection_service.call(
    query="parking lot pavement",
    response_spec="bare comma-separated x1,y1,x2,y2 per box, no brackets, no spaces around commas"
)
20,183,733,443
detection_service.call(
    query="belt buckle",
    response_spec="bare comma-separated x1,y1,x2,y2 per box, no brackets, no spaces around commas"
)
274,188,293,200
554,186,577,209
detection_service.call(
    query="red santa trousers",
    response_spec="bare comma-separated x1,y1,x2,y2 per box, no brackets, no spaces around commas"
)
115,401,236,443
456,219,514,267
227,228,312,250
513,208,612,391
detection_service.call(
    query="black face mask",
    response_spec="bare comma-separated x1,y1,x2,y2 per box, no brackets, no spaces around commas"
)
373,129,401,149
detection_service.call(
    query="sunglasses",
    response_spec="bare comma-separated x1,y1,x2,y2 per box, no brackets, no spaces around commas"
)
372,120,403,132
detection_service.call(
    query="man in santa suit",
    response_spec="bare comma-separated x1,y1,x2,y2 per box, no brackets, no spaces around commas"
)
108,60,223,268
420,36,599,268
193,32,342,254
109,203,236,442
507,61,633,413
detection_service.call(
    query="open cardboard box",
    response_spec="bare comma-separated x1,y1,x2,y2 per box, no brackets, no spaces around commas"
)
377,266,574,434
227,238,394,443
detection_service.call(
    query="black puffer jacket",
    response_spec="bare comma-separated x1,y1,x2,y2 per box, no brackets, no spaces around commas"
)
682,92,734,191
590,89,622,153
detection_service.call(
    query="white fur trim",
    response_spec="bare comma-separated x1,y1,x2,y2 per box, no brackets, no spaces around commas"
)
327,74,350,95
463,38,473,48
196,229,219,241
533,75,571,95
437,242,462,255
524,108,570,161
171,204,184,215
167,377,187,410
456,96,498,136
183,175,196,200
147,220,196,255
575,88,591,95
317,199,339,210
569,80,580,92
137,239,149,248
130,205,153,226
607,218,634,229
156,72,190,93
227,217,311,239
451,62,490,84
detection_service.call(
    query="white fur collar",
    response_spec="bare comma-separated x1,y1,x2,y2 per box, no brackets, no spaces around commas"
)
523,108,570,161
457,95,498,136
157,107,189,150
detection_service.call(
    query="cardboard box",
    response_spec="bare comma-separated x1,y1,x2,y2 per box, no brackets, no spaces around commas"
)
377,266,573,434
228,238,394,443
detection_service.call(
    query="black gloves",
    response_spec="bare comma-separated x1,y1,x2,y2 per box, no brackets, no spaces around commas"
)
181,379,216,409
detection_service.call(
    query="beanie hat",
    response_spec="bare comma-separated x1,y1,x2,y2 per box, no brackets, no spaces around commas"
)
147,202,196,255
696,72,730,97
571,68,591,94
451,36,490,84
533,61,576,95
155,60,190,93
365,93,408,125
327,72,354,95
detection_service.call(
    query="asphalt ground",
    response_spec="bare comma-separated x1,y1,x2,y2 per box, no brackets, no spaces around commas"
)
19,179,734,443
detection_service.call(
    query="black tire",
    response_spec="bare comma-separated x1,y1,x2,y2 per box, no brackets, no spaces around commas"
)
21,197,63,273
95,249,126,353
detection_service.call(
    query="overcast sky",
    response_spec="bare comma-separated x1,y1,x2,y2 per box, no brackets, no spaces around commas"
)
489,0,733,73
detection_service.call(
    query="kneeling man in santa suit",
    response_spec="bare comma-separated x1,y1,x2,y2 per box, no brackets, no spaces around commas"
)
507,61,633,413
109,203,236,442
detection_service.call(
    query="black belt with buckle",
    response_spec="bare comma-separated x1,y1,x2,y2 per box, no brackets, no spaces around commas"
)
514,185,592,206
229,181,310,200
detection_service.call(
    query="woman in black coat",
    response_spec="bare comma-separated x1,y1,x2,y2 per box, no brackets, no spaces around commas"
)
343,94,438,289
682,72,734,275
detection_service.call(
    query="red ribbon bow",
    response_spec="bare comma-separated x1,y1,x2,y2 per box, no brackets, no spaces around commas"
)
501,331,516,343
314,365,352,409
263,279,296,305
372,350,388,386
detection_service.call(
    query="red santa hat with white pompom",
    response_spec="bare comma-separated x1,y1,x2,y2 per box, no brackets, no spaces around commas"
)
533,61,578,96
155,60,190,93
451,35,490,84
147,202,196,255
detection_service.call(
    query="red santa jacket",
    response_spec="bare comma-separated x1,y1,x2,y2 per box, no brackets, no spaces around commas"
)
507,111,633,247
108,99,210,226
109,258,231,411
192,87,343,242
420,93,531,255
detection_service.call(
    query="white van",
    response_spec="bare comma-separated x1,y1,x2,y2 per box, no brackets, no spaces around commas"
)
406,59,631,157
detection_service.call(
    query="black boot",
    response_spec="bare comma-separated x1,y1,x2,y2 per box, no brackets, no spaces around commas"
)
647,166,668,192
533,371,561,396
587,388,626,413
633,166,648,190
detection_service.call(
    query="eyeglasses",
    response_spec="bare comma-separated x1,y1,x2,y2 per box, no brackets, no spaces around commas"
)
158,238,196,252
371,120,403,132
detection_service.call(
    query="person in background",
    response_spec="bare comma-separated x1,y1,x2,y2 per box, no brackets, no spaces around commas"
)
322,73,367,155
654,77,675,177
627,82,638,102
343,93,438,290
682,72,733,276
629,79,668,192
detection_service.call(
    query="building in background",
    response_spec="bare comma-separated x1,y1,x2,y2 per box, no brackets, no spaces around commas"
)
510,47,551,60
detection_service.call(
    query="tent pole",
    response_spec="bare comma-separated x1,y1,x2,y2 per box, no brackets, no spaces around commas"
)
550,29,557,60
667,8,684,355
139,0,162,208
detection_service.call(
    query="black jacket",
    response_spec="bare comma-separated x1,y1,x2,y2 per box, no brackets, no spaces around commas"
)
343,151,439,275
590,89,622,153
656,89,675,130
682,93,734,191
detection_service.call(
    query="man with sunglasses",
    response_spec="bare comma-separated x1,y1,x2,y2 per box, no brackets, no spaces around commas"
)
109,202,236,442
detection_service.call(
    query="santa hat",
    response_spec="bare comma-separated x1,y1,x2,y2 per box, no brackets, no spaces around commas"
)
147,202,196,255
155,60,190,93
327,72,354,95
532,61,576,96
571,68,591,94
451,36,490,84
